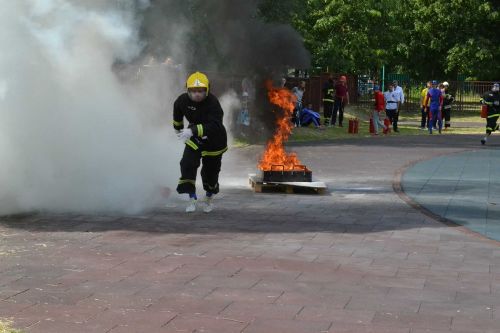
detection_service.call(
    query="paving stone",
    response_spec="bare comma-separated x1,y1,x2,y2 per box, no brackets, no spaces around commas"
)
1,136,499,332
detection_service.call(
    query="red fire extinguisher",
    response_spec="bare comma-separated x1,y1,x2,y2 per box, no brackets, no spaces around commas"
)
349,118,359,134
481,104,488,118
384,118,392,133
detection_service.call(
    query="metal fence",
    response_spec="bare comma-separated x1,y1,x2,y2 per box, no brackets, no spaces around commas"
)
353,79,496,113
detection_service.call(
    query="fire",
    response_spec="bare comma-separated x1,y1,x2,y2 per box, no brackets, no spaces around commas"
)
258,81,303,171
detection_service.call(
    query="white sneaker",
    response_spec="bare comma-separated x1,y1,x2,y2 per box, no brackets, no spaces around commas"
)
185,198,197,213
203,196,214,213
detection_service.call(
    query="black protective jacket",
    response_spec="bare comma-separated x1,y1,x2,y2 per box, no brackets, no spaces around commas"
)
173,93,228,155
322,80,335,103
481,90,500,117
442,90,454,110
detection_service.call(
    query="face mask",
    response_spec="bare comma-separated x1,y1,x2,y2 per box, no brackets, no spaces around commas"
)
188,90,207,102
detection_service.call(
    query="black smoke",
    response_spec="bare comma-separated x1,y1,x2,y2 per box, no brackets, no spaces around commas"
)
137,0,310,141
139,0,310,73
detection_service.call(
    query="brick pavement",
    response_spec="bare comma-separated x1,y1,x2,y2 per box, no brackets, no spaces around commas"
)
0,135,499,332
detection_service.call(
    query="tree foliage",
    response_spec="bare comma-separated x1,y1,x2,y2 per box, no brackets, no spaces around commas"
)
259,0,500,80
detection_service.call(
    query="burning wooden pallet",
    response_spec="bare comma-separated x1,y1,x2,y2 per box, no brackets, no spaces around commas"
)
248,174,327,195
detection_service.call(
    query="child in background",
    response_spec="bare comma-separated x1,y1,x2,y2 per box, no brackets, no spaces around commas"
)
373,85,388,135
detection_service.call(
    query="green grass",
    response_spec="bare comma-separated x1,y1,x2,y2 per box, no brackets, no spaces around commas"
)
287,119,483,143
0,320,22,333
399,109,483,123
230,106,485,146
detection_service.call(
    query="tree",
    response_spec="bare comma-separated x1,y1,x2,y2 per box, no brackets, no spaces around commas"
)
259,0,499,80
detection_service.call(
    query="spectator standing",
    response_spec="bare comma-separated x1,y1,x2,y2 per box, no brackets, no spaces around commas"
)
291,81,306,127
332,75,349,127
280,77,287,88
373,85,388,135
391,80,404,132
420,81,431,130
384,83,399,132
425,80,444,134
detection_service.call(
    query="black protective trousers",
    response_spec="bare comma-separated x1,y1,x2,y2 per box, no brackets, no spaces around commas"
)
323,101,334,125
176,146,222,195
486,116,499,135
443,107,451,128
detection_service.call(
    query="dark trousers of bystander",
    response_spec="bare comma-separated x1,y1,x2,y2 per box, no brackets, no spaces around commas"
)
386,109,399,131
421,106,429,128
332,98,344,126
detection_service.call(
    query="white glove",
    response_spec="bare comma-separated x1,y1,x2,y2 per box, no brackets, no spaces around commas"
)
177,128,193,143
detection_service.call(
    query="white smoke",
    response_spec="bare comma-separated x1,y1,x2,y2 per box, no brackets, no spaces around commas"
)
0,0,184,214
220,90,241,144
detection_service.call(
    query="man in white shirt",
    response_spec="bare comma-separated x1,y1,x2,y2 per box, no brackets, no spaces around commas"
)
391,80,404,132
384,83,400,132
393,80,405,104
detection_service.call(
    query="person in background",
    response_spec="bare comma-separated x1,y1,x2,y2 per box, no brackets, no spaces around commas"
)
300,104,324,129
373,85,388,135
384,83,399,133
425,80,443,134
420,81,431,130
441,81,454,129
322,75,335,126
391,80,404,132
332,75,349,127
280,77,287,88
480,82,500,145
291,81,306,127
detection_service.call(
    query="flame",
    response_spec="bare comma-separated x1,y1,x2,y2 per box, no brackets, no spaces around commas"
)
258,81,303,171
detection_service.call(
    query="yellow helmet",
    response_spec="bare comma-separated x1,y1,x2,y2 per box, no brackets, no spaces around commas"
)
186,72,209,92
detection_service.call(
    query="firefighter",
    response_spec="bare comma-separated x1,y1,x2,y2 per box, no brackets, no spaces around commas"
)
441,81,454,129
322,75,335,126
480,82,500,145
173,72,228,213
